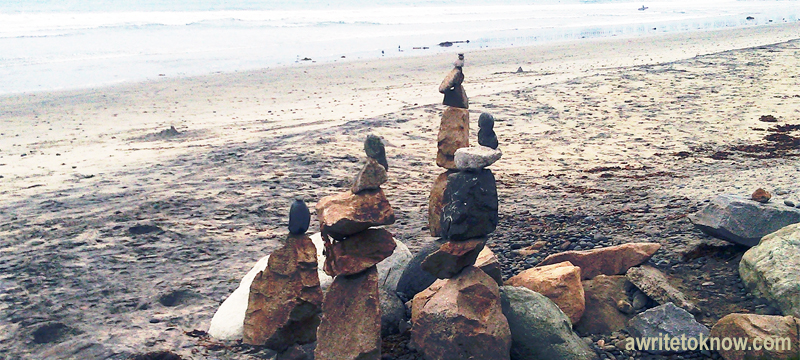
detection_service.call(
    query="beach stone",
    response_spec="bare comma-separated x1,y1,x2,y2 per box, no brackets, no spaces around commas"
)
351,158,387,194
243,234,322,350
316,188,395,239
740,223,800,318
454,146,502,170
500,286,599,360
323,228,396,277
441,169,498,240
436,107,469,169
380,288,407,337
277,344,313,360
505,261,585,324
288,199,311,235
710,313,800,360
538,243,661,280
478,113,499,149
364,134,388,170
442,84,469,109
626,265,700,315
689,194,800,247
410,266,511,360
315,266,381,360
421,237,486,279
751,188,771,203
475,246,503,285
627,303,710,355
428,171,454,237
396,238,445,300
575,275,634,335
438,67,464,93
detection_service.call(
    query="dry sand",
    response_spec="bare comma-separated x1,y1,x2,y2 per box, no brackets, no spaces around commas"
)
2,22,800,359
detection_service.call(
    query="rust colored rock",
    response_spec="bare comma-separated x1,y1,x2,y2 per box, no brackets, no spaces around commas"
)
574,275,634,335
351,158,387,194
421,237,486,279
505,261,585,324
315,266,381,360
438,67,464,94
476,246,503,285
436,107,469,169
538,243,662,280
323,228,396,277
626,265,700,315
428,171,454,237
243,234,322,351
751,188,772,203
316,188,395,239
411,266,512,360
710,313,800,360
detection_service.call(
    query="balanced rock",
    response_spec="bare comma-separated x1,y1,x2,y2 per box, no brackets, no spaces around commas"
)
351,158,387,194
288,199,311,235
316,188,395,239
626,265,700,315
505,261,585,324
575,275,634,335
441,169,498,240
428,171,455,237
475,246,503,285
478,113,498,149
436,107,469,169
439,67,464,94
397,238,445,300
710,313,800,360
315,266,381,360
364,134,388,170
751,188,771,203
627,303,710,355
442,84,469,109
740,223,800,318
500,286,599,360
243,234,322,350
420,237,486,279
689,194,800,246
323,228,397,277
454,146,502,170
410,266,511,360
538,243,661,280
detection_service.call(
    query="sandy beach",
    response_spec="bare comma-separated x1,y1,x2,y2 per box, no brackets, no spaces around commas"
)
2,21,800,359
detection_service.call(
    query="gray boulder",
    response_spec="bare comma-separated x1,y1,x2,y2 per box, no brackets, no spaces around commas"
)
627,303,710,354
500,286,599,360
740,223,800,318
396,238,445,301
380,287,407,337
689,194,800,246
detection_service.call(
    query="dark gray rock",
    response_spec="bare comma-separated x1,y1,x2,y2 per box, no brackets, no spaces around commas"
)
442,84,469,109
478,113,498,149
688,194,800,246
500,286,599,360
627,303,710,354
380,288,407,337
288,199,311,235
364,135,388,170
441,169,498,240
396,238,445,301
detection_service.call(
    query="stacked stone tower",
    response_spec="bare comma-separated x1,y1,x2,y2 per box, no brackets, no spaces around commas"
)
410,54,510,360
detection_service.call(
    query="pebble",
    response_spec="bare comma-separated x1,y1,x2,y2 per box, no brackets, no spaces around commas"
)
784,200,795,207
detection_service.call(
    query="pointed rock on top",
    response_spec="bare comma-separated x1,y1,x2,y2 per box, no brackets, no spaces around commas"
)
288,199,311,235
351,158,387,194
537,242,661,280
438,68,464,94
478,113,499,149
316,188,395,240
364,134,388,170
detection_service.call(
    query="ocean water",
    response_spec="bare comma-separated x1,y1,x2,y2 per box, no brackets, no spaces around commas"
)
1,0,798,94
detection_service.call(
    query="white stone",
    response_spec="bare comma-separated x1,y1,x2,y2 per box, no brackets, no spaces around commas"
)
454,146,502,170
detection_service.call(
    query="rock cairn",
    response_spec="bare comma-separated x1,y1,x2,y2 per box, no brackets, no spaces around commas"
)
242,199,323,352
410,54,511,360
313,135,397,360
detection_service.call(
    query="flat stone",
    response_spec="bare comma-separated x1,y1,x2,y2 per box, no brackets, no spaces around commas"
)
436,107,469,169
740,223,800,318
288,199,311,235
315,266,381,360
575,275,634,335
410,266,511,360
454,146,502,170
710,313,800,360
538,243,661,280
627,303,710,354
500,286,599,360
441,169,498,240
243,234,322,350
316,188,395,239
689,194,800,246
323,228,396,277
505,261,585,324
364,134,388,170
475,246,503,285
351,158,387,194
421,237,486,279
626,265,700,315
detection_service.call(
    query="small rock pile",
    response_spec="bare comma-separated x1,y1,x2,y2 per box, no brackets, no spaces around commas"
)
313,135,397,360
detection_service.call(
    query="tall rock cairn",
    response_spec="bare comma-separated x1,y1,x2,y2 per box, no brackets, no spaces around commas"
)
242,199,323,352
410,54,511,360
313,135,397,360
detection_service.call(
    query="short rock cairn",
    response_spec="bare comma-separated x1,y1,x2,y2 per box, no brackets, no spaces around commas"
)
410,54,510,360
313,135,397,360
